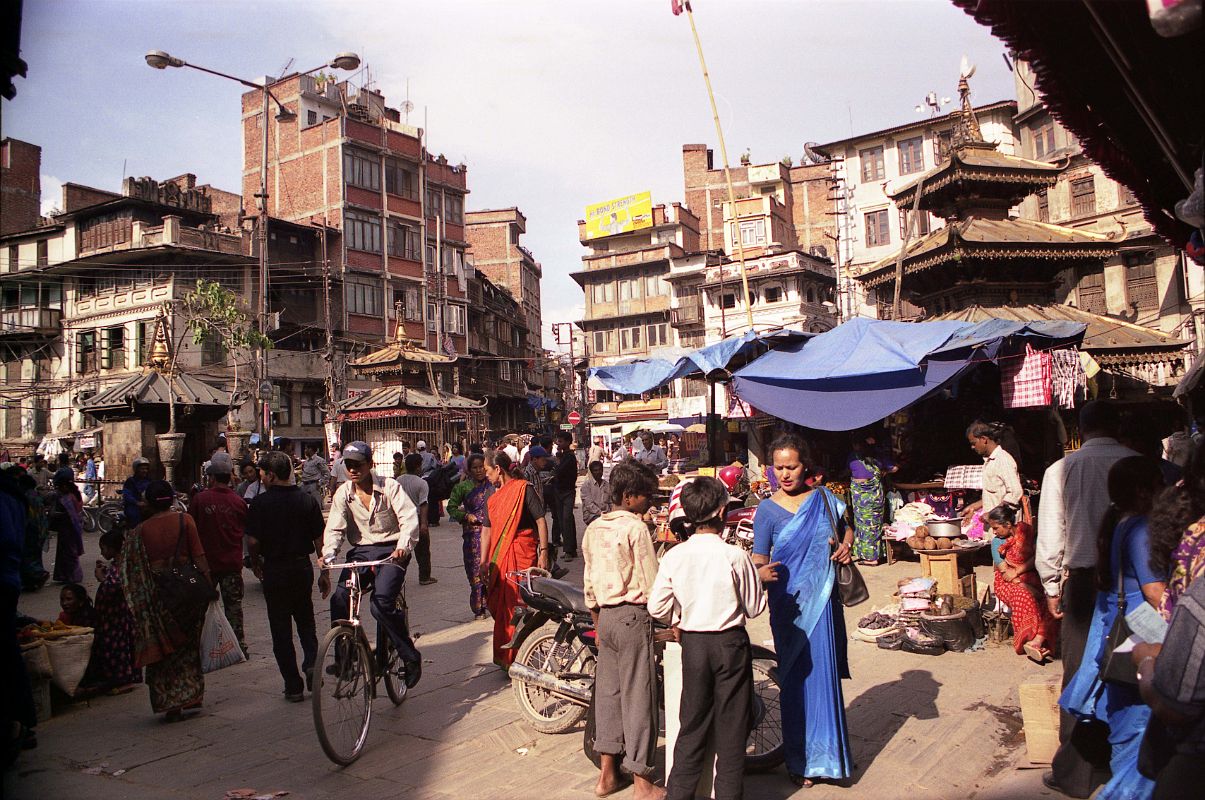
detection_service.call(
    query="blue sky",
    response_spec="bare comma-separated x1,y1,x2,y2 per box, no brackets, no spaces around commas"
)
5,0,1015,349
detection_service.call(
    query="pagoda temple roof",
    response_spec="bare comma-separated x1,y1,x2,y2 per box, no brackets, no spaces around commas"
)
338,385,486,414
349,339,457,375
890,142,1061,213
931,303,1188,364
856,216,1114,290
79,369,228,416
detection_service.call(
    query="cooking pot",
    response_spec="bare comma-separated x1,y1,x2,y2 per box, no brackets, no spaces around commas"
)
926,518,962,538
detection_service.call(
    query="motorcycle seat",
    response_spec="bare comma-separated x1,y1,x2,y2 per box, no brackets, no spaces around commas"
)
530,576,590,614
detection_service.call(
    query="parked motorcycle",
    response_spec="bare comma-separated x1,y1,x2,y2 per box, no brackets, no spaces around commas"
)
504,569,784,771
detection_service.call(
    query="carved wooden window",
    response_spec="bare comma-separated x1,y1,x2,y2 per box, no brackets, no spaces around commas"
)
1071,176,1096,217
1033,121,1056,158
899,209,930,238
1127,257,1158,310
76,330,97,375
1036,189,1049,222
1077,271,1105,315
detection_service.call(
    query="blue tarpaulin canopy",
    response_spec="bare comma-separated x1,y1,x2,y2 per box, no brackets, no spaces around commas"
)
731,318,1086,432
587,329,810,396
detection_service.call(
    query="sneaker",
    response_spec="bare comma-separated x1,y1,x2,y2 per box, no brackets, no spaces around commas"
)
551,565,569,580
285,692,304,703
419,577,438,585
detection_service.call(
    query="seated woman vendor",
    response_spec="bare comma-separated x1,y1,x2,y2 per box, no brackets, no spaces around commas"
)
986,503,1058,663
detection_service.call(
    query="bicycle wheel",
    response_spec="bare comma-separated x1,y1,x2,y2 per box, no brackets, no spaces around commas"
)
312,626,374,765
81,508,98,533
379,632,408,706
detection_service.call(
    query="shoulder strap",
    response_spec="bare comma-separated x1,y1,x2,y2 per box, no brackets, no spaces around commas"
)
173,511,187,560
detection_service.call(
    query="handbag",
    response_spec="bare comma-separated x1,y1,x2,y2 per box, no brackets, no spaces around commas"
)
822,492,869,607
153,513,218,625
1100,564,1138,686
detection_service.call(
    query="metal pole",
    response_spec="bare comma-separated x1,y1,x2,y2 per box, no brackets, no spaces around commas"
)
258,84,271,440
708,379,719,468
321,226,335,412
685,6,754,331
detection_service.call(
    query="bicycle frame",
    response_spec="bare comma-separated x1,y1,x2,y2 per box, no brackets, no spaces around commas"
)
320,556,405,629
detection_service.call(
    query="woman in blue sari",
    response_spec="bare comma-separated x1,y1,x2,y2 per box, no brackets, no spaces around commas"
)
1060,456,1167,800
752,434,854,788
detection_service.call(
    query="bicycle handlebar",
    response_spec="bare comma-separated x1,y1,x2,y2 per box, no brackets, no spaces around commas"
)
320,556,405,571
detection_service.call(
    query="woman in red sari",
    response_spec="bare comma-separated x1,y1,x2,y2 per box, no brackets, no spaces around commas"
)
479,451,550,670
987,503,1059,663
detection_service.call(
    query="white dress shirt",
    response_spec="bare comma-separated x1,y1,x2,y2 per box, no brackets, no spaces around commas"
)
1035,437,1139,597
980,446,1022,515
322,472,420,561
648,532,767,632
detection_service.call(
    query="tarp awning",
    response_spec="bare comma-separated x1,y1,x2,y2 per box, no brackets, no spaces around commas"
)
730,318,1087,432
587,329,810,396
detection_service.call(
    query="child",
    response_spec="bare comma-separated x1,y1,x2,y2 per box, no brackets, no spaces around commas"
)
649,477,767,800
58,582,96,627
82,530,141,691
582,461,665,800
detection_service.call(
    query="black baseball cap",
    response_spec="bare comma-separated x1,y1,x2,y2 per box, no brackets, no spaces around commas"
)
342,441,373,463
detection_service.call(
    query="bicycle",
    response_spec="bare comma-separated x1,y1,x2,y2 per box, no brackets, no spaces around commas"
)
312,556,412,765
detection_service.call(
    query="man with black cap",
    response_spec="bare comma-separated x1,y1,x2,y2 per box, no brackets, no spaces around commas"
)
190,451,248,654
320,441,423,687
247,451,324,702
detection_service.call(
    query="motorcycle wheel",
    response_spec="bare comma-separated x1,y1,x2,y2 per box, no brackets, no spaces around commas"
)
81,508,98,533
744,656,785,771
512,630,595,735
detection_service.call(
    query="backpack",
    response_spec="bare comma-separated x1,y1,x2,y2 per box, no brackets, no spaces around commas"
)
426,462,460,501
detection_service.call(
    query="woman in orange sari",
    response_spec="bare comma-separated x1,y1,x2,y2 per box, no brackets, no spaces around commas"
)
479,451,549,670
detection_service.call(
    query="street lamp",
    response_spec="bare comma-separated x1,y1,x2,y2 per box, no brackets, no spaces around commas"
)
145,49,359,437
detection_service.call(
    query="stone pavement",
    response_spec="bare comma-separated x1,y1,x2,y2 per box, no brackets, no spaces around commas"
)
7,500,1066,800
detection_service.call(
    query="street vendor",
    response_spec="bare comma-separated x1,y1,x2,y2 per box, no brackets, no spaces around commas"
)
961,421,1022,564
847,432,897,566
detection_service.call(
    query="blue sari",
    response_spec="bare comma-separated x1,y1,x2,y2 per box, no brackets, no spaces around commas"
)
753,489,853,781
1060,516,1158,800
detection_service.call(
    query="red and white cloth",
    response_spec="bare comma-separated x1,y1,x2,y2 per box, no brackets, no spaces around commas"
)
1001,343,1053,409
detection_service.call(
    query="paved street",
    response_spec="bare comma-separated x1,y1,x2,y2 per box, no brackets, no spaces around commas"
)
8,500,1062,800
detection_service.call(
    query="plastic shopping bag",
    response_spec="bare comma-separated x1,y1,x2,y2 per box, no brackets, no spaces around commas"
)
200,600,246,674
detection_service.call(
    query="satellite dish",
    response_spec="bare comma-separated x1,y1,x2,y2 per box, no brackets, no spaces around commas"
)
400,100,414,115
959,54,977,80
801,142,829,165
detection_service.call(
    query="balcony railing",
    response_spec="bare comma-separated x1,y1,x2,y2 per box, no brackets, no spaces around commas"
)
0,307,61,335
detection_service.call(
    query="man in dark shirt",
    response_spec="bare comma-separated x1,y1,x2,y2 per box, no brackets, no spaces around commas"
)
190,453,248,654
246,451,325,702
552,431,580,560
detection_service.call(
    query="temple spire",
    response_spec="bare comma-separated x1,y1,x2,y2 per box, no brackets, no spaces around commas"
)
951,62,983,147
147,303,173,373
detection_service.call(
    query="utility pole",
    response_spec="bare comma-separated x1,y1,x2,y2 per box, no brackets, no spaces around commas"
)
320,225,336,415
256,83,271,441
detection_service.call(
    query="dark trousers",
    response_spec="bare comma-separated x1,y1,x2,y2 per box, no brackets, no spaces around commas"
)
330,543,420,665
1154,753,1205,799
262,559,318,695
2,586,37,734
669,628,753,800
1051,567,1112,797
554,490,577,557
595,604,659,777
415,530,432,582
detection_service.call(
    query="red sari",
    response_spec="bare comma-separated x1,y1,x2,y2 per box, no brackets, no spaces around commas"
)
993,522,1060,655
485,478,539,668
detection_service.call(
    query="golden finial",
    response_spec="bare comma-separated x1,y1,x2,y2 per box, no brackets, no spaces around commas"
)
147,303,173,372
951,56,983,147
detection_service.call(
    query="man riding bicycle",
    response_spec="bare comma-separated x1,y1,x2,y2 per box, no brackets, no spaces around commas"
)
320,441,422,688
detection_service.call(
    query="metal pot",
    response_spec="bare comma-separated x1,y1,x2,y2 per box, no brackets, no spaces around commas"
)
926,518,962,538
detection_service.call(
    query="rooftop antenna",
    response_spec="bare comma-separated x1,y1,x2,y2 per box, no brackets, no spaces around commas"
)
276,57,294,80
915,91,951,116
400,78,414,125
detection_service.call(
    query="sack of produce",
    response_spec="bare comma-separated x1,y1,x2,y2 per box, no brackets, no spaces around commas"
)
876,630,904,650
45,633,95,696
901,627,945,656
920,610,975,652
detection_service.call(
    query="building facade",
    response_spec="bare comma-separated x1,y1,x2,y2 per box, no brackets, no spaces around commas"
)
464,207,543,369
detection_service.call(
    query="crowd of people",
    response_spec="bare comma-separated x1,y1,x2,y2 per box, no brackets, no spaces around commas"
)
3,403,1203,799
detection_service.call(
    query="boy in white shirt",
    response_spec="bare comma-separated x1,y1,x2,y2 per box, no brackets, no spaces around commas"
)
649,477,767,800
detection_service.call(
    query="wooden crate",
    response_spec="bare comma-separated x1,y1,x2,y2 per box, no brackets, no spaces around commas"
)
1019,679,1062,764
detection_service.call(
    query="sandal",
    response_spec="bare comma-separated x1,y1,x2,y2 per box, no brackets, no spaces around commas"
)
1024,643,1050,664
790,773,815,788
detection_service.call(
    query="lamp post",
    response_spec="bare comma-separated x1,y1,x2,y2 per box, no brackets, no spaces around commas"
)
145,50,360,440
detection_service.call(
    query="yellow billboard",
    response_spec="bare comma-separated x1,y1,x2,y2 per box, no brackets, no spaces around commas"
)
584,191,653,239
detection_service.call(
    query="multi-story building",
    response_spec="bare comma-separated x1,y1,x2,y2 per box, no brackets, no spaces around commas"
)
1010,59,1202,352
0,149,256,471
463,269,530,433
465,207,543,372
814,100,1018,318
573,202,699,431
239,72,471,364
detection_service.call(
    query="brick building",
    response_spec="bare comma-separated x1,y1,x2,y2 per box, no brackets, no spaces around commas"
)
465,207,543,371
1,138,41,236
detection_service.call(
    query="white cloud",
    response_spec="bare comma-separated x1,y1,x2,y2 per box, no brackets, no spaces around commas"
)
40,174,63,216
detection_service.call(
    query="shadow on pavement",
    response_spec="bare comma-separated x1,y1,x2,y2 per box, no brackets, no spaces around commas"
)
845,668,941,784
